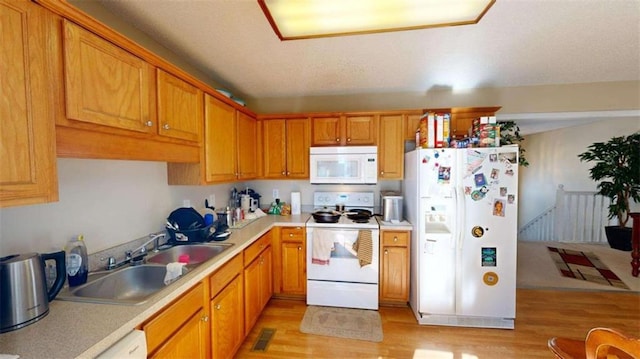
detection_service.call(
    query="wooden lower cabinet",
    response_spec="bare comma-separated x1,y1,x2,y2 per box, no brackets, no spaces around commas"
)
210,254,244,359
142,282,209,357
278,226,306,296
380,230,411,305
244,232,273,336
150,308,208,359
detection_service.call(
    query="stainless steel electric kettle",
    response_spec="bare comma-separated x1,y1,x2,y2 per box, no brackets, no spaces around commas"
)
0,251,66,333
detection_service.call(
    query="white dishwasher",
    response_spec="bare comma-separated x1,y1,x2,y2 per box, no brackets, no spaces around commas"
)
96,330,147,359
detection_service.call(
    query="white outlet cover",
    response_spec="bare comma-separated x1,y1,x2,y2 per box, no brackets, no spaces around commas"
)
208,194,216,207
183,199,191,207
273,189,279,198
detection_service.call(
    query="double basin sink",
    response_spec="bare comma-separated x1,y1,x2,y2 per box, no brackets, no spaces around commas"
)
57,243,233,305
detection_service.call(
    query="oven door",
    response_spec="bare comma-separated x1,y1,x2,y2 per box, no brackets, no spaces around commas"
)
306,227,379,283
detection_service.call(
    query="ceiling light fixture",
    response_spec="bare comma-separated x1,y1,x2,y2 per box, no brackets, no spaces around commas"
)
258,0,495,41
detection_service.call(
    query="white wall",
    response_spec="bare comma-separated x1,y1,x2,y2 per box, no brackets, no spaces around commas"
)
518,117,640,228
0,159,401,257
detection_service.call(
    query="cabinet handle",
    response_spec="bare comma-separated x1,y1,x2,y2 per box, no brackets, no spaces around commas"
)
215,304,221,310
289,233,294,237
335,138,340,142
347,138,351,142
202,315,209,322
286,171,290,175
162,123,170,130
282,171,286,175
393,237,398,242
380,171,385,175
384,249,388,255
298,246,302,251
145,120,153,127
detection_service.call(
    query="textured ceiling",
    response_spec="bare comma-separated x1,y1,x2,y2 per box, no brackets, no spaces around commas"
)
95,0,640,103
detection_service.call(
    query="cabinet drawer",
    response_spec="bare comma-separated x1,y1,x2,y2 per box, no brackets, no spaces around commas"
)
143,282,204,354
210,254,242,298
382,231,409,247
244,232,271,266
281,226,305,242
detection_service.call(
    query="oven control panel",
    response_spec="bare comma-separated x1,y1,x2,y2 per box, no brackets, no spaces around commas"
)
313,192,374,208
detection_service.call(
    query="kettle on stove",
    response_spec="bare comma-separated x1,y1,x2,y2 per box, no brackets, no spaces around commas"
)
0,251,66,333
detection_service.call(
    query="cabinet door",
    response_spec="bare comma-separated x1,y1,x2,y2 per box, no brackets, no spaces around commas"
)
311,116,341,146
0,0,59,207
244,246,272,335
150,308,207,359
286,118,311,178
404,112,422,141
211,274,244,359
157,69,203,142
204,94,237,182
63,20,153,133
381,246,409,301
344,115,376,145
262,119,287,178
281,241,306,294
378,114,404,179
237,111,258,179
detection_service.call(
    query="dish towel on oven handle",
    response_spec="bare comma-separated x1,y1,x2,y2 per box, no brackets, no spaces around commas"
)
352,230,372,267
312,229,335,265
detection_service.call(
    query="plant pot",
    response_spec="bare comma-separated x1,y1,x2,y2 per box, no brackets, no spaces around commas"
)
604,226,632,251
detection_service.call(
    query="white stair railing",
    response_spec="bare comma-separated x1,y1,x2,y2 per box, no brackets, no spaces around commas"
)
518,184,611,243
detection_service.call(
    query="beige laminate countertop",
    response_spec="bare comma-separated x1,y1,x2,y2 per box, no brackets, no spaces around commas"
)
0,214,309,359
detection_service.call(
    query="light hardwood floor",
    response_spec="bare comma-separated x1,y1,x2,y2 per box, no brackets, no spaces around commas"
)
236,290,640,358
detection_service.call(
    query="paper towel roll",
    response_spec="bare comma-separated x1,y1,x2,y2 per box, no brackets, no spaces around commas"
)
291,192,301,215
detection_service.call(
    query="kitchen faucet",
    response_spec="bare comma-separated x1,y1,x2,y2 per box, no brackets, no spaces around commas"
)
105,232,167,270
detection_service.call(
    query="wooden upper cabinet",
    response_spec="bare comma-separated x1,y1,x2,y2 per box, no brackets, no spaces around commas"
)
63,20,154,133
378,114,404,180
157,69,203,142
311,115,376,146
344,115,376,145
204,94,237,183
311,116,341,146
237,111,258,179
404,111,423,141
262,118,310,179
0,0,59,207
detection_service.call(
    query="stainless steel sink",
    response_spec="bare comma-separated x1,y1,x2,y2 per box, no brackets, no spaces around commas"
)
58,265,169,305
146,243,233,266
56,243,233,305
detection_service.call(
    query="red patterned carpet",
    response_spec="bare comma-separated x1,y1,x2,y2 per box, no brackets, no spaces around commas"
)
547,247,629,290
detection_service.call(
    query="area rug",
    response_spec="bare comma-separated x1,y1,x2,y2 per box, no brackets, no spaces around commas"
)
299,306,383,342
547,247,629,290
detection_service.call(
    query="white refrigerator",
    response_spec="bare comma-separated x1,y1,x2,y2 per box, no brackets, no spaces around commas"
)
403,147,519,329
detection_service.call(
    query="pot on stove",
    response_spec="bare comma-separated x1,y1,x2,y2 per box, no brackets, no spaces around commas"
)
312,209,342,223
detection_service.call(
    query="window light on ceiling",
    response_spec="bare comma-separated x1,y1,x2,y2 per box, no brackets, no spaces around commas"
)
258,0,495,41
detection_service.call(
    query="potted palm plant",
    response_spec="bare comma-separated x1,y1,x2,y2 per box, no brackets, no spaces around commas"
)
578,131,640,251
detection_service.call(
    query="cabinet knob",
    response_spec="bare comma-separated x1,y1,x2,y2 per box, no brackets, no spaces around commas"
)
162,123,170,130
202,315,209,322
380,171,385,175
393,237,398,242
145,120,153,127
286,171,290,175
384,249,388,255
215,304,221,310
335,138,340,142
282,171,286,175
347,138,351,142
289,233,294,237
298,246,302,251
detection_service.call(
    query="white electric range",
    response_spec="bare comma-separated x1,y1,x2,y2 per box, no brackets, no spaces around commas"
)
306,192,380,310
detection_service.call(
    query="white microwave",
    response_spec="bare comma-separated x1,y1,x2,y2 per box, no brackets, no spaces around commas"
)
309,146,378,184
